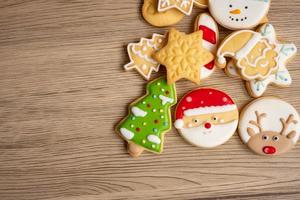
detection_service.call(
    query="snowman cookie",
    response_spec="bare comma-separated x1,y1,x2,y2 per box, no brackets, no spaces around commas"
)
194,13,219,80
239,97,300,156
174,88,239,148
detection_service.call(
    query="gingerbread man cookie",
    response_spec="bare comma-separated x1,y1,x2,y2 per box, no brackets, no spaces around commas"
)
174,88,239,148
124,33,166,80
239,97,300,156
117,77,177,157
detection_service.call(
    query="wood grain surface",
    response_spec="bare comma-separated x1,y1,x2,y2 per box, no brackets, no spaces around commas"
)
0,0,300,200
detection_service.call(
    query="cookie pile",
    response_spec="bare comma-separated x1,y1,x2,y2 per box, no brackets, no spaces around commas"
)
117,0,300,157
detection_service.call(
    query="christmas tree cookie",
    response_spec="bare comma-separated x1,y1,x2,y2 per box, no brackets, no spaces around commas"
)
117,77,177,157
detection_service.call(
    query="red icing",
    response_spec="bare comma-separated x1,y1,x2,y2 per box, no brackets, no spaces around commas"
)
175,88,235,120
204,60,215,70
263,146,276,154
204,122,211,129
199,25,216,44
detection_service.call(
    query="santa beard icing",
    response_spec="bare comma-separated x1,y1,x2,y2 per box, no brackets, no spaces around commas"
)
209,0,270,30
179,120,238,148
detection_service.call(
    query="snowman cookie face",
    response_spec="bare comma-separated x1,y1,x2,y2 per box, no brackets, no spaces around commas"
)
239,97,300,156
209,0,270,30
174,88,239,148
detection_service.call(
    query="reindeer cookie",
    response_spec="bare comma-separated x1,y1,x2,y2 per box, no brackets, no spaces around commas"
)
239,97,300,156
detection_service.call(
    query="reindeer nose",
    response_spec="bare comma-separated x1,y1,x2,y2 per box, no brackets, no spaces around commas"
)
263,146,276,154
230,9,241,14
204,122,211,129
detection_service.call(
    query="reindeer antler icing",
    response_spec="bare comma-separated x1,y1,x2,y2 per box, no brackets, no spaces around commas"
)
249,111,267,133
280,114,298,136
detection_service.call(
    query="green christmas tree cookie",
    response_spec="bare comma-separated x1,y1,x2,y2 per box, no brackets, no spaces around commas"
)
117,76,177,157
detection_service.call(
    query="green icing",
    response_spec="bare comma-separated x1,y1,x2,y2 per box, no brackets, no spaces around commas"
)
118,77,177,153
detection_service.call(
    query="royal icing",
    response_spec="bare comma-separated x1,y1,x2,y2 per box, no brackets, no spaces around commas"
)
124,33,166,80
208,0,270,30
195,13,219,79
117,77,177,156
239,97,300,156
174,88,239,148
158,0,194,15
217,24,297,81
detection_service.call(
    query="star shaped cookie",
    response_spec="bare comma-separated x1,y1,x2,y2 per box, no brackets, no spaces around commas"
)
153,29,214,85
158,0,194,15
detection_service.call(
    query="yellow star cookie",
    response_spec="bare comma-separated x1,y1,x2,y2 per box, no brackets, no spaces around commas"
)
153,29,214,85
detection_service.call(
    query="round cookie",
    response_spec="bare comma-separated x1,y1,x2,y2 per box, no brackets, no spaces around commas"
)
208,0,270,30
174,88,239,148
142,0,184,27
239,97,300,156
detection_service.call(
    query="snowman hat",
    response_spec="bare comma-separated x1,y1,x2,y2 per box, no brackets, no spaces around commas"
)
217,30,262,66
174,88,237,129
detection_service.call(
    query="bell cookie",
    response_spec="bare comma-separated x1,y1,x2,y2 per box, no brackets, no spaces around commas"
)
142,0,184,27
194,13,219,80
124,33,166,80
208,0,270,30
158,0,194,15
117,77,177,157
238,97,300,156
174,88,239,148
153,28,214,85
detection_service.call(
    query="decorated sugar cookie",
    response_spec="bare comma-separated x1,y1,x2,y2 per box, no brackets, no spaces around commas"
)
194,13,219,79
158,0,194,15
194,0,208,8
174,88,239,148
153,28,214,85
239,97,300,156
117,77,177,157
124,33,166,80
225,60,293,97
142,0,185,27
216,23,297,81
208,0,270,30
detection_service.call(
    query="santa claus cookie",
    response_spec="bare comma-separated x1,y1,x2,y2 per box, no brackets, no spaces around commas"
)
239,97,300,156
194,13,219,80
208,0,270,30
174,88,239,148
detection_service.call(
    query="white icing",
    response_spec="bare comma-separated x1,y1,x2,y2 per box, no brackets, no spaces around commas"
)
159,95,174,105
158,0,194,15
120,128,134,140
131,106,147,117
238,97,300,144
209,0,270,30
178,120,238,148
174,119,184,129
184,104,237,116
147,135,161,144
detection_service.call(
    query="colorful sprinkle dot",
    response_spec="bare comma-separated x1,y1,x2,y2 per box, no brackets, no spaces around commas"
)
130,124,134,128
142,140,146,144
163,121,168,126
147,103,152,108
142,101,146,104
153,109,157,112
186,96,192,102
143,122,147,126
153,128,158,133
157,82,161,86
154,119,159,124
159,109,163,113
160,115,164,119
152,144,156,149
136,127,141,132
161,88,165,92
152,94,157,99
131,116,136,120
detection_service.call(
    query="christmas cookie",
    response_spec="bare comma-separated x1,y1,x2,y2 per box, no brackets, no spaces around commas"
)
208,0,270,30
158,0,194,15
117,77,177,157
194,13,219,80
142,0,184,27
239,97,300,156
216,23,297,80
124,33,166,80
218,23,297,97
174,88,239,148
194,0,208,8
153,28,214,85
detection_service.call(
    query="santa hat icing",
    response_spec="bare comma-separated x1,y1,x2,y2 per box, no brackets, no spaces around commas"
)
174,88,237,129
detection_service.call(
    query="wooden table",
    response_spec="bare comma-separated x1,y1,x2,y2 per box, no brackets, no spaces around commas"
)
1,1,300,199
